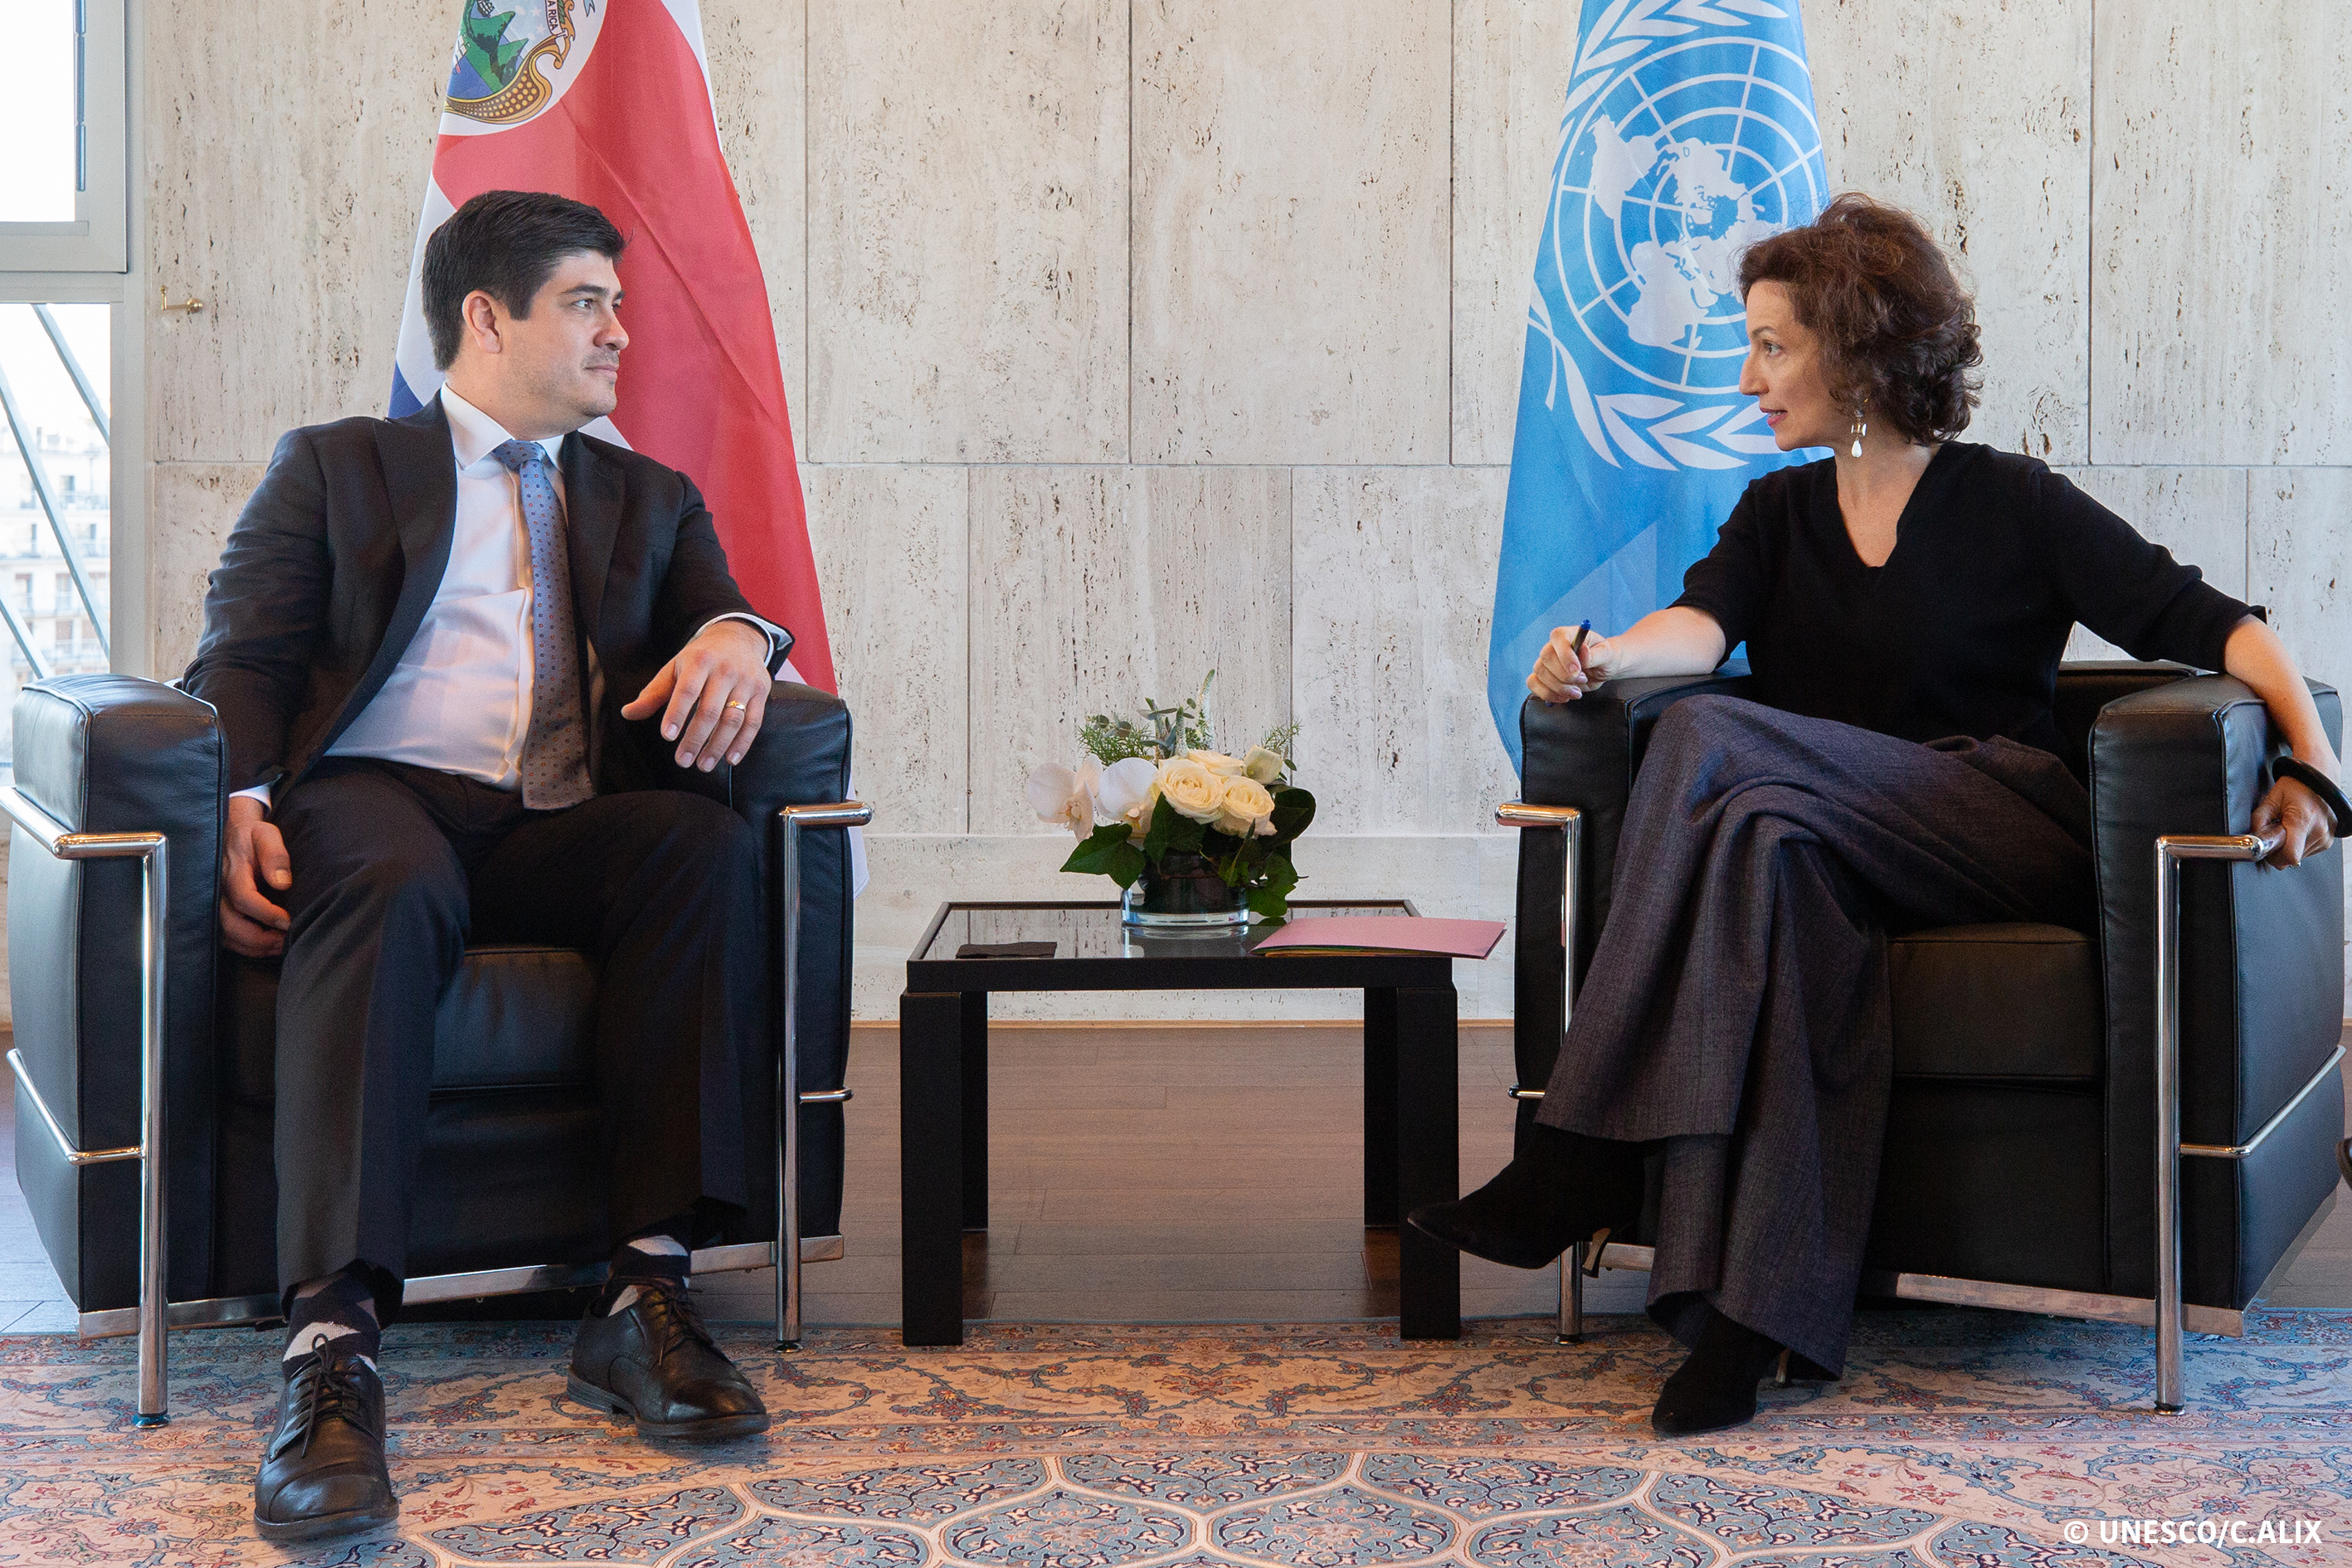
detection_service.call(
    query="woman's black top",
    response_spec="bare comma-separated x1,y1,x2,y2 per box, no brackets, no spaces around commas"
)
1669,441,2253,758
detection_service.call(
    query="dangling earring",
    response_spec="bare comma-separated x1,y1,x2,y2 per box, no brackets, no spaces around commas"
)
1849,405,1867,460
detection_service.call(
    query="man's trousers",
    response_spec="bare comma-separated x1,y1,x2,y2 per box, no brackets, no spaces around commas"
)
267,757,762,1306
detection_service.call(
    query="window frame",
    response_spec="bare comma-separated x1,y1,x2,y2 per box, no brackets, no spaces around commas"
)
0,0,129,274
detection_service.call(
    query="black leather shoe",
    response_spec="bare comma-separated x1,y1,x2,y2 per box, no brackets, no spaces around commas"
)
1650,1308,1785,1437
252,1345,399,1542
567,1279,771,1440
1406,1125,1644,1270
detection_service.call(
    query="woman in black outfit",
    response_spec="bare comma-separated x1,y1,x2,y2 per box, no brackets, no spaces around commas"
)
1410,194,2344,1437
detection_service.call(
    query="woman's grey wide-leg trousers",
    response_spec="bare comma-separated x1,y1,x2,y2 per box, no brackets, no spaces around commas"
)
1535,694,2095,1374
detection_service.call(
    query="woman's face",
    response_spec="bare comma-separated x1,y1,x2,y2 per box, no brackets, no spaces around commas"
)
1737,280,1843,452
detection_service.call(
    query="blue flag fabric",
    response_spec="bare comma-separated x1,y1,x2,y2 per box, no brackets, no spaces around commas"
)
1488,0,1829,771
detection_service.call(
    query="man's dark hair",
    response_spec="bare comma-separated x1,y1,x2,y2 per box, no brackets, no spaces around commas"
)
421,190,626,370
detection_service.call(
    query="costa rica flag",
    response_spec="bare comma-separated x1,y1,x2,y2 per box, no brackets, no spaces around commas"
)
389,0,835,695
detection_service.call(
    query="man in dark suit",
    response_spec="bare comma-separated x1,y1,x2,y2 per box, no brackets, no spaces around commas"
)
187,191,786,1543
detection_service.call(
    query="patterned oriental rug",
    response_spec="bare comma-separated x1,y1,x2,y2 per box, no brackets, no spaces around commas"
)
0,1309,2347,1568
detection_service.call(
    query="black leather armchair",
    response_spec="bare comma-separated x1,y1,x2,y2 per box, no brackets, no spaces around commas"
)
5,671,864,1422
1500,661,2345,1410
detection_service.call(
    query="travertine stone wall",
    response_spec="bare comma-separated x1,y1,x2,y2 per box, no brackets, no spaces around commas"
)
137,2,2351,1020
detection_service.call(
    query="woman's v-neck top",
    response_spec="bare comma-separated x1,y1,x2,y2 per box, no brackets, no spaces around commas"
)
1669,441,2253,757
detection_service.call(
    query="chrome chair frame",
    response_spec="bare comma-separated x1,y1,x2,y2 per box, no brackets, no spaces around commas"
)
2,782,869,1423
1495,801,2341,1412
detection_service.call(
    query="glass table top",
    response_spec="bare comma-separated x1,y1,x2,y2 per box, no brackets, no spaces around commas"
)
913,901,1418,964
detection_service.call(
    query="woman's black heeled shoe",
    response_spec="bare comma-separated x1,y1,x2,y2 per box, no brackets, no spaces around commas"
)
1650,1307,1785,1437
1405,1125,1644,1271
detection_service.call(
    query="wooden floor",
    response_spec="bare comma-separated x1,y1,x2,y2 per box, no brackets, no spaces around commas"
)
2,1023,2347,1331
702,1021,1610,1326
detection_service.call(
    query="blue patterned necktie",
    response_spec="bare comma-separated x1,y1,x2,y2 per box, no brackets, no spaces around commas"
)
493,440,594,809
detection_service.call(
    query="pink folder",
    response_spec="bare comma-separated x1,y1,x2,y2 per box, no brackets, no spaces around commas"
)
1253,915,1505,960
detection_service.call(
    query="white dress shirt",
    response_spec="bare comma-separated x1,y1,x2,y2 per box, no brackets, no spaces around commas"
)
235,387,784,804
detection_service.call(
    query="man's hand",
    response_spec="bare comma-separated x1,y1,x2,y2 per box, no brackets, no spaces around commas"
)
1527,625,1622,704
621,619,773,772
221,794,292,958
2252,774,2339,869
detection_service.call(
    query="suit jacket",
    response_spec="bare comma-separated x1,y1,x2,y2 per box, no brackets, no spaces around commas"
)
183,397,783,800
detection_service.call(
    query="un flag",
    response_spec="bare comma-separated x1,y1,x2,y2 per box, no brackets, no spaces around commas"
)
1488,0,1829,771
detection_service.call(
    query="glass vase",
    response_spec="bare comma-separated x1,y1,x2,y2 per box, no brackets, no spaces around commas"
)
1121,850,1250,929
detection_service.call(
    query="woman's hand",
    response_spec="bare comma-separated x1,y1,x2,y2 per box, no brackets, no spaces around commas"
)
2251,775,2338,869
1528,626,1620,704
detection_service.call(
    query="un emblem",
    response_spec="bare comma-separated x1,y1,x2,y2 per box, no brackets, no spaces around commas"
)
1530,2,1827,470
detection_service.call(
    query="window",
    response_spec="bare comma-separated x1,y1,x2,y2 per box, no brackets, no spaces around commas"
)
1,303,110,758
0,1,129,272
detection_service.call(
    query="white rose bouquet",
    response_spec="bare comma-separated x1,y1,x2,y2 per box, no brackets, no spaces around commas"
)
1025,674,1315,919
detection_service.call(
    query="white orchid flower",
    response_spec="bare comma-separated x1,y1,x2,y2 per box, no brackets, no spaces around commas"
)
1026,758,1103,840
1092,757,1161,840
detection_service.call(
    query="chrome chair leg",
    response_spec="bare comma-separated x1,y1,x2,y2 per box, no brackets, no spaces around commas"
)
2150,828,2299,1415
1500,803,1585,1347
775,801,870,1351
2,786,170,1424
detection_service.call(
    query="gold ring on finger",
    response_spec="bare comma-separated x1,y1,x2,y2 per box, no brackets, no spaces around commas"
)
725,699,747,711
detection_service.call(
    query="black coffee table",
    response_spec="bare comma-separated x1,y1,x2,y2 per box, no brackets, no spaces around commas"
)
898,898,1462,1345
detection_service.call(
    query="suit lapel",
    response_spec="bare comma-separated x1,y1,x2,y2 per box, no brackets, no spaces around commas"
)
560,431,623,646
343,402,459,730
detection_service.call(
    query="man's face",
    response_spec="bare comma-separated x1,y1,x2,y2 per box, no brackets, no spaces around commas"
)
460,251,628,435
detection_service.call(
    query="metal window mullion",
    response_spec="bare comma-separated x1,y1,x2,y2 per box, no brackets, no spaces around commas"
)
32,305,109,441
73,0,88,194
0,590,48,679
0,358,107,655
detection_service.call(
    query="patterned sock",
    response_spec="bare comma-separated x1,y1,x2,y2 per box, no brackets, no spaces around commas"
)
605,1216,694,1314
283,1273,380,1371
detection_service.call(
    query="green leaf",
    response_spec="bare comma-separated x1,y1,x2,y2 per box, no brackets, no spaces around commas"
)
1106,841,1147,889
1164,811,1206,856
1266,786,1316,847
1059,823,1137,876
1248,882,1293,919
1142,796,1179,860
1259,853,1299,899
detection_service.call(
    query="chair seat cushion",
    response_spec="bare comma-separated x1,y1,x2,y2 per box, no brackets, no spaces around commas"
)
1888,923,2101,1083
224,945,598,1102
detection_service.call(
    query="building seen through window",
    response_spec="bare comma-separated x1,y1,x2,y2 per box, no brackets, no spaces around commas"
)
0,302,111,775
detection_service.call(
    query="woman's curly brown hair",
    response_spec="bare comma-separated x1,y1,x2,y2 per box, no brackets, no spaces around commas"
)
1737,193,1983,445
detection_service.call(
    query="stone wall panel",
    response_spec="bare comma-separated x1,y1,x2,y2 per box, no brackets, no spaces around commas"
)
1132,0,1450,464
2091,4,2351,465
1808,0,2091,463
148,464,270,678
704,0,809,425
805,465,971,835
145,0,446,464
1450,0,1577,468
968,465,1290,835
1292,466,1515,835
807,0,1129,463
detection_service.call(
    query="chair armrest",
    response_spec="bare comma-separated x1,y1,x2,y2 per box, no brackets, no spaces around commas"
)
8,674,222,1303
2088,673,2345,1300
723,682,859,1243
1508,672,1753,1098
